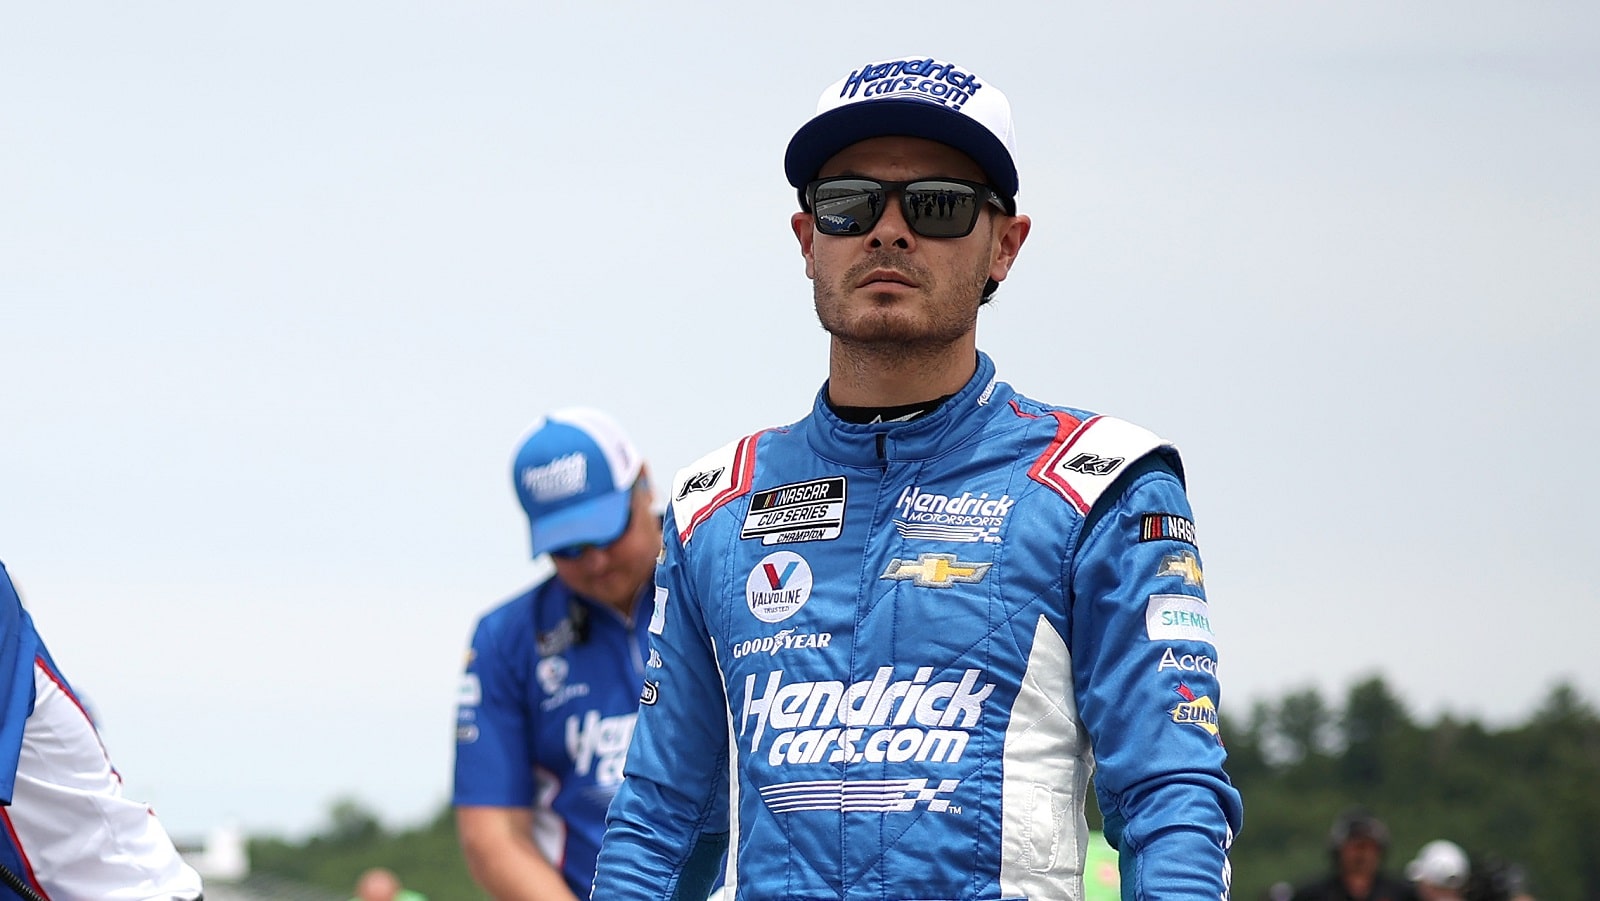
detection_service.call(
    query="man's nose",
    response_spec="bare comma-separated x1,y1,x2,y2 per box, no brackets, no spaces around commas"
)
867,191,915,250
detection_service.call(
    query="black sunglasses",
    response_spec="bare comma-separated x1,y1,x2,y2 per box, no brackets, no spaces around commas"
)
550,506,635,561
805,176,1009,239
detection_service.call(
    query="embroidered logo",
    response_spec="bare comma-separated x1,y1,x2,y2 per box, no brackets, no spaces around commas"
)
881,553,992,588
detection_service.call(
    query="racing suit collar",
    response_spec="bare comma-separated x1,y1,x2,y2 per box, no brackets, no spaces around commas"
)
804,351,1012,467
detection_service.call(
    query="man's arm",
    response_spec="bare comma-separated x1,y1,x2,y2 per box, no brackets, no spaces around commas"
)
454,607,569,898
456,806,579,901
1070,454,1244,898
593,499,732,900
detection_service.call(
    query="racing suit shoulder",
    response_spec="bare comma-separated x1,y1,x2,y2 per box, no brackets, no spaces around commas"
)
668,427,789,543
1019,405,1178,516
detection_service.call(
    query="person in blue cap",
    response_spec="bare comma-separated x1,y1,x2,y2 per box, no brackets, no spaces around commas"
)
453,408,663,901
593,55,1242,900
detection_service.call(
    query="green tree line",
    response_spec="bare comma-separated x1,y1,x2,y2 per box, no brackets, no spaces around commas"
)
250,676,1600,900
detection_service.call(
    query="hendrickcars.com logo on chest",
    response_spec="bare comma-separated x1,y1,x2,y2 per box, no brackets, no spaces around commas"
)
738,665,994,767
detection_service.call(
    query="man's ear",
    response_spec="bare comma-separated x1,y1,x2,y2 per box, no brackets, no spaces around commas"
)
989,213,1031,285
792,212,817,280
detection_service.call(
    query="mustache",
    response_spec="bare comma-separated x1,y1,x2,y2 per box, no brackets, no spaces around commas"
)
844,252,929,287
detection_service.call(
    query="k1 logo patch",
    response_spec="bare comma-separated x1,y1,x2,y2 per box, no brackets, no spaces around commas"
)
677,466,725,499
1063,452,1124,476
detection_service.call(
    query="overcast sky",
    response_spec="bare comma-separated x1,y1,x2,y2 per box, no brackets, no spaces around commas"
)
2,3,1596,842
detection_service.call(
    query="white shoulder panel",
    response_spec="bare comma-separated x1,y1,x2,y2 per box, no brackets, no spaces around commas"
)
669,432,762,542
1029,415,1172,515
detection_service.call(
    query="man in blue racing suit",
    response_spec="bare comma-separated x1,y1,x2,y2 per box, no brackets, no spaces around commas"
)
593,55,1243,900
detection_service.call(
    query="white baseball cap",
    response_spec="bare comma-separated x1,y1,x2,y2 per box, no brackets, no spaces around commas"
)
785,56,1019,202
1406,839,1470,890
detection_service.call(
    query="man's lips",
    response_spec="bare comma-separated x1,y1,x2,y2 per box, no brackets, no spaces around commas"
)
857,269,918,289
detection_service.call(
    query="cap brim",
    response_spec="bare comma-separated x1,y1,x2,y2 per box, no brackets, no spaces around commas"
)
529,489,632,557
785,97,1018,198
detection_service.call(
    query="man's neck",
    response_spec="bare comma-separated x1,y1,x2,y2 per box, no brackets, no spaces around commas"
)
826,338,977,407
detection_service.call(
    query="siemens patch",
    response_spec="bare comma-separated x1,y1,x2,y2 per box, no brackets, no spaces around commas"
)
742,477,847,545
1145,594,1215,644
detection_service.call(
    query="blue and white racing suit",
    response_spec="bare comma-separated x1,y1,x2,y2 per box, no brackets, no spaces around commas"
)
0,560,203,901
594,352,1243,901
454,575,654,899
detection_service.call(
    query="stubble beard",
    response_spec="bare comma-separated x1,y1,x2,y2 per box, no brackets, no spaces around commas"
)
813,250,992,366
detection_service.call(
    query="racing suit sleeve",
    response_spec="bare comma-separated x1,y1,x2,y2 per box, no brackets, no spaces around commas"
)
454,615,535,808
593,509,730,901
0,563,35,804
1069,454,1243,899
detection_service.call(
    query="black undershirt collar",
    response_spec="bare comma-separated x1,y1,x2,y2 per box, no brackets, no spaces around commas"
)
827,393,955,425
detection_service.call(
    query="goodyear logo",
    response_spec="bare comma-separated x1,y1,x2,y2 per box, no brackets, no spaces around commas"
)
881,553,991,588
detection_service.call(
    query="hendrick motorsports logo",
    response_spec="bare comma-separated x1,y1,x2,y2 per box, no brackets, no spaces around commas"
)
745,551,814,623
892,485,1014,543
881,553,991,588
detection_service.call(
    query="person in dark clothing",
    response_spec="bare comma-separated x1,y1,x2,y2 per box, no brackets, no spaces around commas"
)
1290,808,1420,901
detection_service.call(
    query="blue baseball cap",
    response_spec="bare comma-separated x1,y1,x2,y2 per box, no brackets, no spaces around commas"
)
785,56,1019,203
511,408,644,558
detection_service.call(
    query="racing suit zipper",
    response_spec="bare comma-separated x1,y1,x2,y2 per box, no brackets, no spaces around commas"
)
875,432,886,462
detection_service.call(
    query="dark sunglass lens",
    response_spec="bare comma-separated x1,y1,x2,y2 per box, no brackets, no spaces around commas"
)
903,181,981,237
811,179,884,235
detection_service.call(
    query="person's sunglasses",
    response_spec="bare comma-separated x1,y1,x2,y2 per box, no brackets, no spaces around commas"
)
805,176,1009,239
549,508,634,561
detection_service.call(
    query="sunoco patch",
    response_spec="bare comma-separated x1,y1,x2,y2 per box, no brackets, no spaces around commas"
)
741,477,846,545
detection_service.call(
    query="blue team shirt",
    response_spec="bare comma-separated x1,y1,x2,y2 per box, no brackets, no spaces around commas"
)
453,573,653,898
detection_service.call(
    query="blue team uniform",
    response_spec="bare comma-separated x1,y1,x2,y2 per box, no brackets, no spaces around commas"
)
454,574,654,899
594,352,1243,900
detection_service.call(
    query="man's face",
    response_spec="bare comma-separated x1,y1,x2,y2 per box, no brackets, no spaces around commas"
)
791,136,1029,353
1337,836,1383,880
550,483,661,612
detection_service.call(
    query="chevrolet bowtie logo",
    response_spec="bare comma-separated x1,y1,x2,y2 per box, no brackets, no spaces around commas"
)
881,553,992,588
1158,551,1204,586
